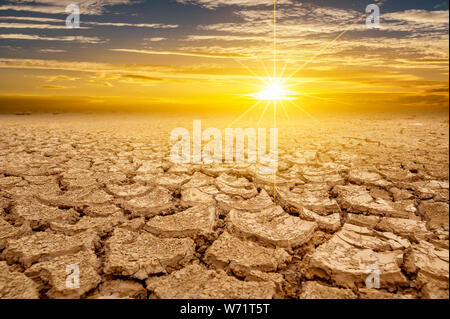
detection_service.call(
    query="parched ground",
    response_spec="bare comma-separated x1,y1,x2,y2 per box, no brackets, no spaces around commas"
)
0,111,448,299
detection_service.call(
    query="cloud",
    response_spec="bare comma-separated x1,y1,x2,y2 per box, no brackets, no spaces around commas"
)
0,16,178,29
0,0,136,15
87,80,113,87
397,58,449,64
38,48,66,53
0,22,85,29
29,74,80,82
0,34,105,43
116,74,167,85
176,0,293,9
38,85,75,89
0,16,60,23
0,57,208,83
144,37,167,42
85,22,178,29
176,2,448,74
110,48,253,59
384,9,449,24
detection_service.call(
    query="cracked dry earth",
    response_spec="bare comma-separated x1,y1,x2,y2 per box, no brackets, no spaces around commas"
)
0,112,448,299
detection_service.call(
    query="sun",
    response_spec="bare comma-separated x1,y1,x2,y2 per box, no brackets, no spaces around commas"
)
253,79,295,101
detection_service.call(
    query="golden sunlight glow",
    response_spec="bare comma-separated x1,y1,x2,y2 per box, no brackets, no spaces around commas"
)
253,79,295,101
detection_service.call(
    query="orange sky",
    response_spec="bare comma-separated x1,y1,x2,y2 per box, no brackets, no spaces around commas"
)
0,0,448,113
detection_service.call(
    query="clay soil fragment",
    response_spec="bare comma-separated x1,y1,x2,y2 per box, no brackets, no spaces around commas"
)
298,207,341,232
333,185,410,218
418,201,449,231
38,187,114,208
358,288,416,299
216,189,273,213
122,186,174,218
348,170,391,188
228,206,317,249
182,172,214,189
50,212,125,236
83,204,123,217
376,217,432,242
277,186,341,216
153,174,191,192
3,230,99,268
215,173,258,199
89,280,147,299
145,205,216,239
146,264,277,299
308,224,409,289
300,281,357,299
24,250,101,299
11,200,79,230
404,241,449,298
412,180,449,201
104,228,194,280
205,231,291,276
346,214,380,229
181,187,216,207
0,218,30,250
0,261,38,299
106,183,151,199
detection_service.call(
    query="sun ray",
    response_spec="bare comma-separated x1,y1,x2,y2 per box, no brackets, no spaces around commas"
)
234,58,270,86
280,102,290,121
284,80,315,89
233,78,272,90
257,101,271,125
295,92,355,107
201,100,263,153
228,99,263,128
254,55,272,80
273,0,277,79
286,100,321,124
278,59,291,82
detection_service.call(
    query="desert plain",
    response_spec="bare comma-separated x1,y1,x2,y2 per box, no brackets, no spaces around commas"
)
0,111,448,299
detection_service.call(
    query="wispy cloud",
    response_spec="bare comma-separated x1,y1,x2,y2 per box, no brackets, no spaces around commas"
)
0,34,105,43
85,22,178,29
177,0,293,9
38,48,66,53
0,22,85,29
144,37,167,42
0,0,135,15
28,74,80,82
0,16,61,23
110,48,253,59
38,84,75,89
384,9,449,24
0,16,178,29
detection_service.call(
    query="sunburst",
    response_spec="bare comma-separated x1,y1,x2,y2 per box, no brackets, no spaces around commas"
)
251,78,296,101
